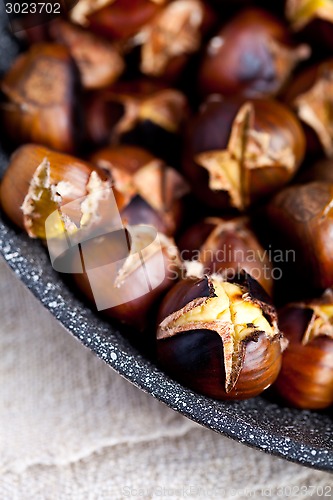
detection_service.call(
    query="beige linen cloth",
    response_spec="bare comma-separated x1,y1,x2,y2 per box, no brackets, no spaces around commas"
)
0,257,332,499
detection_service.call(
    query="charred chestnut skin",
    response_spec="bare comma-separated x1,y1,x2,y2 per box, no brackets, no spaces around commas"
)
0,43,82,153
178,217,273,295
198,8,309,99
90,145,188,236
157,275,282,400
274,304,333,410
158,328,281,400
182,98,305,210
266,182,333,291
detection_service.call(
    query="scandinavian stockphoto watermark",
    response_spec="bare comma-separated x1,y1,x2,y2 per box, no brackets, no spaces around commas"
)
44,180,296,311
44,184,296,312
3,0,78,33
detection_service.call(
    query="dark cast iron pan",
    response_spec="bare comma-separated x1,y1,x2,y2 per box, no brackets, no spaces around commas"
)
0,6,332,472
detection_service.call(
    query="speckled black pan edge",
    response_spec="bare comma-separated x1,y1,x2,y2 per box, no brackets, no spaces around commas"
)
0,8,332,473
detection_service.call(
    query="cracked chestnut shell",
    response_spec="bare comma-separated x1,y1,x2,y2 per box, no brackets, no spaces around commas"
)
84,79,188,162
68,225,180,330
283,59,333,159
274,290,333,409
90,145,188,236
0,144,108,240
48,20,124,90
298,159,333,184
198,8,310,98
156,273,283,400
183,97,305,210
266,181,333,291
0,43,82,153
179,217,273,295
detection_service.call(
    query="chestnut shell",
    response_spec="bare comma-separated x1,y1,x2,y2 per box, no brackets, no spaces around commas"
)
157,276,282,400
274,305,333,409
183,98,305,209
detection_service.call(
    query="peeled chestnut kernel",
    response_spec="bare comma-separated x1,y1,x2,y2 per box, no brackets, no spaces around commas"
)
179,217,273,295
68,224,180,330
283,59,333,159
156,272,283,400
84,80,189,159
90,145,189,236
137,0,214,80
48,20,124,90
198,8,310,98
0,144,108,240
274,290,333,409
0,43,82,153
286,0,333,32
183,98,306,210
266,181,333,291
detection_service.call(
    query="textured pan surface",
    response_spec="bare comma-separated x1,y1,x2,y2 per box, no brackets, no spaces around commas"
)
0,7,332,472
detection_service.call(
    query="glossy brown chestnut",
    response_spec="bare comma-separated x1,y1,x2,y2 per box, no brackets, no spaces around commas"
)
274,291,333,409
298,159,333,184
48,20,124,90
0,43,82,153
68,224,180,330
178,217,273,295
0,144,108,239
156,272,283,400
70,0,165,40
283,59,333,159
90,145,189,236
182,97,306,210
266,181,333,291
198,8,310,98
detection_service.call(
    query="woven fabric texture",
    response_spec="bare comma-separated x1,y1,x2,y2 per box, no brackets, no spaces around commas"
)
0,258,332,499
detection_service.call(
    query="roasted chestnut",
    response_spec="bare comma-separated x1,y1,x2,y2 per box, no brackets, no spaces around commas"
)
183,97,306,210
67,224,180,330
70,0,165,39
0,144,108,239
84,80,189,161
265,181,333,291
198,8,310,98
137,0,215,81
90,145,189,236
178,217,273,294
283,59,333,159
156,272,283,399
274,290,333,409
285,0,333,50
48,20,124,89
0,43,82,153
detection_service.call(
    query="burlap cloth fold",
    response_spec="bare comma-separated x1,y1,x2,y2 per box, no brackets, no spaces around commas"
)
0,258,332,499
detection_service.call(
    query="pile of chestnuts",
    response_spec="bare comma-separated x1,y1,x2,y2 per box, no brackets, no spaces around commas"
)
1,0,333,410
